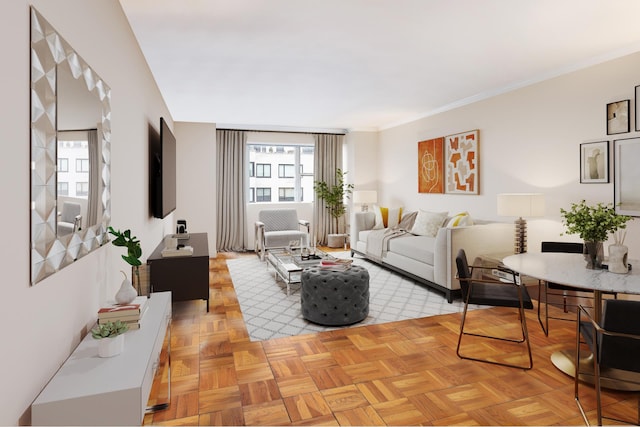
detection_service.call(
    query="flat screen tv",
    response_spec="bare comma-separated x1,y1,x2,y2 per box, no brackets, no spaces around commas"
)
152,117,177,219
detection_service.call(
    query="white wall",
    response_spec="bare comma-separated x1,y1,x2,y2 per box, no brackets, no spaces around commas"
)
376,52,640,257
174,122,217,256
1,1,174,424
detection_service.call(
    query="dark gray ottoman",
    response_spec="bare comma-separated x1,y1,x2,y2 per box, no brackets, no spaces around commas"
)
301,265,369,326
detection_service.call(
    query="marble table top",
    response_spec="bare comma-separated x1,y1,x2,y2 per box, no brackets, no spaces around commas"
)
503,252,640,295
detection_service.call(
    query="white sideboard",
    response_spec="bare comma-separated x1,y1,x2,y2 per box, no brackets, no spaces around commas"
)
32,291,171,426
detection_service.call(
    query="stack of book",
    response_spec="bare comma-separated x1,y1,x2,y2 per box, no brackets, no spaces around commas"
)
320,258,353,271
97,296,148,330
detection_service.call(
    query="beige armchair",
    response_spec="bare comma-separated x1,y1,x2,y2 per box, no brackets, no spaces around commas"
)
255,209,310,260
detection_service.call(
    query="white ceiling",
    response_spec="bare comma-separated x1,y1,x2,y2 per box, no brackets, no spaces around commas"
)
119,0,640,131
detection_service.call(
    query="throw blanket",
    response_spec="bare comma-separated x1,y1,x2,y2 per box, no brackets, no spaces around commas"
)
366,228,407,261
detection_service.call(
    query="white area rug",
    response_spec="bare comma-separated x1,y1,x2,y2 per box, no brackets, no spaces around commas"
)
228,252,479,341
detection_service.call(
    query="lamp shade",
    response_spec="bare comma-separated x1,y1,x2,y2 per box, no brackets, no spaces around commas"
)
497,193,545,217
353,190,378,205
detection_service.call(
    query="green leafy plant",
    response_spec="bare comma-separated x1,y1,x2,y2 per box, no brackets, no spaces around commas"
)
313,168,354,234
560,200,632,242
91,320,128,339
108,226,142,293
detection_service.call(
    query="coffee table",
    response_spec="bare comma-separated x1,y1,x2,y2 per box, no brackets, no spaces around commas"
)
266,248,334,295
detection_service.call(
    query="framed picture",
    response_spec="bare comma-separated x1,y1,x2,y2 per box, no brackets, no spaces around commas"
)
614,137,640,216
606,100,630,135
417,137,444,193
444,129,479,195
579,141,608,183
636,86,640,131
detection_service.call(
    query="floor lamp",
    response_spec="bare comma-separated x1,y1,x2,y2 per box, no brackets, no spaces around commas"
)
497,193,545,253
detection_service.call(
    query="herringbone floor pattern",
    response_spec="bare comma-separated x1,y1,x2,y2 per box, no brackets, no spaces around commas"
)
143,252,638,426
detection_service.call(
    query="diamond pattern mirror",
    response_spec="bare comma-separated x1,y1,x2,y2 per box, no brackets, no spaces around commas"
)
30,7,111,284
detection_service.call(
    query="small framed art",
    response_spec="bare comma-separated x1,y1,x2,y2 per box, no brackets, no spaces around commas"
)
580,141,608,183
635,85,640,131
614,137,640,216
606,99,630,135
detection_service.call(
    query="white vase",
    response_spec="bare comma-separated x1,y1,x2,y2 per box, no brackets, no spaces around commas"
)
97,334,124,358
115,270,137,304
608,244,629,274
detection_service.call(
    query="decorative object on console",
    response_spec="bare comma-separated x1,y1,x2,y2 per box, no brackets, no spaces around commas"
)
606,99,630,135
497,193,545,254
108,227,143,294
444,130,479,195
313,168,354,246
579,140,609,183
614,137,640,217
115,270,137,304
176,219,187,235
560,200,632,269
352,190,377,212
418,137,444,194
91,320,128,358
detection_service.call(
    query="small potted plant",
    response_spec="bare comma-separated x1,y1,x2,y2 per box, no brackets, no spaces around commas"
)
313,169,354,247
560,200,632,269
108,226,143,295
91,320,129,357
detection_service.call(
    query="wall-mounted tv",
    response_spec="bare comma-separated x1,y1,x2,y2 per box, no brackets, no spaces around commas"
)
151,117,177,219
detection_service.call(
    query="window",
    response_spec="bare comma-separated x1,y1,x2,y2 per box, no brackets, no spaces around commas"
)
278,187,295,201
256,187,271,202
247,136,315,203
57,158,69,172
278,164,295,178
76,182,89,197
76,158,89,173
58,181,68,196
256,163,271,178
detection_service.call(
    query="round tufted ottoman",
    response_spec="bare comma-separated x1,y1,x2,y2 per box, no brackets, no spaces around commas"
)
301,265,369,326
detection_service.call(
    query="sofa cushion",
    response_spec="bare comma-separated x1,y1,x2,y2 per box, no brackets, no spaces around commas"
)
388,235,436,265
410,209,448,237
446,211,474,228
372,205,403,229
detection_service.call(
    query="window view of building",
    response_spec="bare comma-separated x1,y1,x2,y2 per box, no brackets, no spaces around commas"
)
248,143,314,203
57,138,89,199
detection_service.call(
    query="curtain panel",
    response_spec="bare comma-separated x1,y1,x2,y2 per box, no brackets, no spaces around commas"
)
313,133,344,245
216,130,248,251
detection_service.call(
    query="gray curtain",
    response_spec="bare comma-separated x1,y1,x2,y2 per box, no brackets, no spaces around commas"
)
313,133,344,245
216,130,248,251
87,129,99,227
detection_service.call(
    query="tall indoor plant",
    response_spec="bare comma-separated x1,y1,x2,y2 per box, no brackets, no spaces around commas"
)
314,168,354,238
560,200,632,269
108,226,143,294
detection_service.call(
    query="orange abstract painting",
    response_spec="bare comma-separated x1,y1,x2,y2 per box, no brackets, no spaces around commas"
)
418,137,444,193
445,130,479,194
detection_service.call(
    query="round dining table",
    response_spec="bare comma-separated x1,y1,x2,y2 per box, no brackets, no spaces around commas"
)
503,252,640,390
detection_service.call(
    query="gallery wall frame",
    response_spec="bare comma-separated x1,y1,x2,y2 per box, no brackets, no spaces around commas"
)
635,86,640,132
614,137,640,217
417,137,444,194
606,99,630,135
444,129,479,195
579,141,609,183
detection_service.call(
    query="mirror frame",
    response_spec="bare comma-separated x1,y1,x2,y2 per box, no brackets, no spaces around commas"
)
30,7,111,285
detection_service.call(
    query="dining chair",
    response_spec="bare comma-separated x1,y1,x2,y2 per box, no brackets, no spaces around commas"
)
537,241,616,336
455,249,534,370
575,300,640,425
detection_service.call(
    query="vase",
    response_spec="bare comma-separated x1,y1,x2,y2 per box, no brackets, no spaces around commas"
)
584,241,604,269
97,334,124,358
115,270,137,304
608,244,629,274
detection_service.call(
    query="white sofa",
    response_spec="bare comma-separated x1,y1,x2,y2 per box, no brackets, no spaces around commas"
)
350,211,514,302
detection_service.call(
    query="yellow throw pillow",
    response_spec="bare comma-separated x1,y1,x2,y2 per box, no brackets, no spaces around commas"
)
446,212,474,228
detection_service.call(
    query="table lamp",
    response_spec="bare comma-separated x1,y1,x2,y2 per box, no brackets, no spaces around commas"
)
497,193,545,253
353,190,377,212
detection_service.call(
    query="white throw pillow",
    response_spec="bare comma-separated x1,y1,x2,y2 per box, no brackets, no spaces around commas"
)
387,207,403,228
446,212,474,228
372,205,384,229
410,209,448,237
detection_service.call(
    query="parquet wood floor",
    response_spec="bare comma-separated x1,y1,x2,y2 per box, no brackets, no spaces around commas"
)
143,252,638,426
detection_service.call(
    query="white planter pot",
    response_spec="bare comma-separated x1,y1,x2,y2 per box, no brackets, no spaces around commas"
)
327,234,345,248
97,334,125,358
